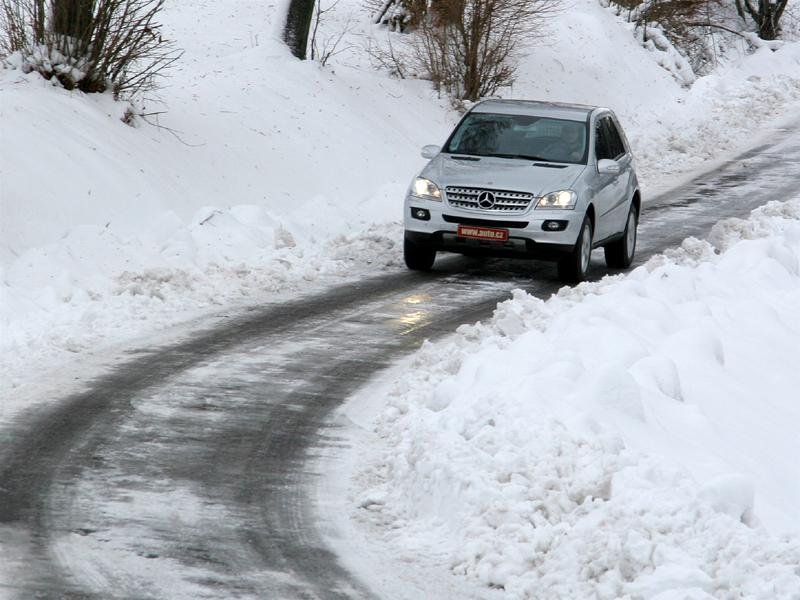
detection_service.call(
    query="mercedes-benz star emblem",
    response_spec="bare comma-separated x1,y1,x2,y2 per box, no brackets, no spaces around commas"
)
477,191,496,209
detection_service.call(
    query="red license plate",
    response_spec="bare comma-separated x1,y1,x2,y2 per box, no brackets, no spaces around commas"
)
457,224,509,242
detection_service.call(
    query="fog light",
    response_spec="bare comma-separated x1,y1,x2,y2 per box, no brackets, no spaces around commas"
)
542,220,567,232
412,208,431,221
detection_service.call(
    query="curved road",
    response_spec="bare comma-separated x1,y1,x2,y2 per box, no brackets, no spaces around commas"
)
1,123,798,599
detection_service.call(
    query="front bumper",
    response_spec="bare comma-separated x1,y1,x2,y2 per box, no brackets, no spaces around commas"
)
404,195,582,259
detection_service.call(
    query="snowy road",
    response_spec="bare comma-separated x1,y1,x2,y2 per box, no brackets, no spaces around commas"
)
1,122,799,599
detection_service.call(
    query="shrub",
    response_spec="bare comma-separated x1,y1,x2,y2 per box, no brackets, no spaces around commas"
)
369,0,558,102
0,0,180,98
606,0,750,81
408,0,559,102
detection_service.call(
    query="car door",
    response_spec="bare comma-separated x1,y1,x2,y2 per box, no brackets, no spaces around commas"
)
604,116,634,234
589,115,618,242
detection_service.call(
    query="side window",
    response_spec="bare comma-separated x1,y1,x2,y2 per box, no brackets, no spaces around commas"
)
595,118,612,161
605,118,626,158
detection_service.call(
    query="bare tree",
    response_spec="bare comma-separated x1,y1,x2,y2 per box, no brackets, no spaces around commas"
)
309,0,354,65
735,0,789,40
1,0,180,98
410,0,558,101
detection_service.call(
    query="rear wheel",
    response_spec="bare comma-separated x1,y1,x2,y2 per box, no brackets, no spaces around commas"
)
404,235,436,271
604,204,638,269
557,216,592,283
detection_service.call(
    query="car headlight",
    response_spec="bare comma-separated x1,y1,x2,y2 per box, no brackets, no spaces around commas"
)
411,177,442,201
535,190,577,210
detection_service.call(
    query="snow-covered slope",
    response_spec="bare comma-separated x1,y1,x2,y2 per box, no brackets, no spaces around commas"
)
0,1,452,389
2,0,800,398
503,0,800,189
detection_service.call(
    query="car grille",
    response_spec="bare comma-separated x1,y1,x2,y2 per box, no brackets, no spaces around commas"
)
445,186,535,213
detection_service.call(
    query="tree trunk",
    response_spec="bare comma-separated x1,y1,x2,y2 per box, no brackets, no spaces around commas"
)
462,3,482,100
52,0,94,38
742,0,788,41
757,0,779,40
33,0,47,41
733,0,746,21
284,0,316,59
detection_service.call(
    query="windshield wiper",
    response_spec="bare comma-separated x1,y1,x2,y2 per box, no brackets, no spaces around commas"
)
445,152,555,162
444,151,484,158
486,153,550,162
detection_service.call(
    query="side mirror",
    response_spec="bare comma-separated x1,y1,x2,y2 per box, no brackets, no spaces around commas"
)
597,159,621,176
421,145,441,160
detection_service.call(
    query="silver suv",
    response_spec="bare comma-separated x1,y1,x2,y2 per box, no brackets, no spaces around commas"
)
403,99,640,282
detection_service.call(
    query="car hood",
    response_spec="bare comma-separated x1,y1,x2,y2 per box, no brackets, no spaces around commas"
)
422,154,586,196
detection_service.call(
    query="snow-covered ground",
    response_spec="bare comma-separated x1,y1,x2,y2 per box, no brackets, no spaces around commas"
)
339,198,800,599
2,0,800,400
2,0,800,597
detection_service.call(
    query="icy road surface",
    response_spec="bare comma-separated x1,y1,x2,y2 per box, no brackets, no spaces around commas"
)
0,123,798,599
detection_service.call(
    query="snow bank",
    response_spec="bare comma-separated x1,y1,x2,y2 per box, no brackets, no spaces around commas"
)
359,198,800,598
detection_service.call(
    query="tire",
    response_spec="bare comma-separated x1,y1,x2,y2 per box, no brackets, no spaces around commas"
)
404,235,436,271
557,216,593,283
604,203,638,269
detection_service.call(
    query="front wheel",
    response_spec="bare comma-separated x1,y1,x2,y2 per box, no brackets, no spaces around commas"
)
404,235,436,271
604,204,638,269
557,216,593,283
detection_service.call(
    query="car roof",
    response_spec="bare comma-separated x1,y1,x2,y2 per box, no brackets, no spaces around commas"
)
470,99,602,122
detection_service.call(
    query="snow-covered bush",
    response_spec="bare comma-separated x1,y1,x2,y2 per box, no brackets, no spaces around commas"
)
0,0,180,98
603,0,756,83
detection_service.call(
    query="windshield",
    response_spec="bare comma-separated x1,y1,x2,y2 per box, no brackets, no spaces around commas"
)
443,112,588,164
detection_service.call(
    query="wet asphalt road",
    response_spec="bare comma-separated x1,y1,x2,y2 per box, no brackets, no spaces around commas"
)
1,123,798,599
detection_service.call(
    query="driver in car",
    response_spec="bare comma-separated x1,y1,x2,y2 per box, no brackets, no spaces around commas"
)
544,123,584,162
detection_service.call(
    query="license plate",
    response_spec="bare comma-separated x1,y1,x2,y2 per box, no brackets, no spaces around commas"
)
457,224,509,242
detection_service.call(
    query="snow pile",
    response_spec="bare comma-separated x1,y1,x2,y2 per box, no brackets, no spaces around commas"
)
1,197,403,386
359,198,800,598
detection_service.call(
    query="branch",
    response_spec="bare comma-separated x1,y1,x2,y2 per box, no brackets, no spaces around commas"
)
683,21,750,38
741,0,760,21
